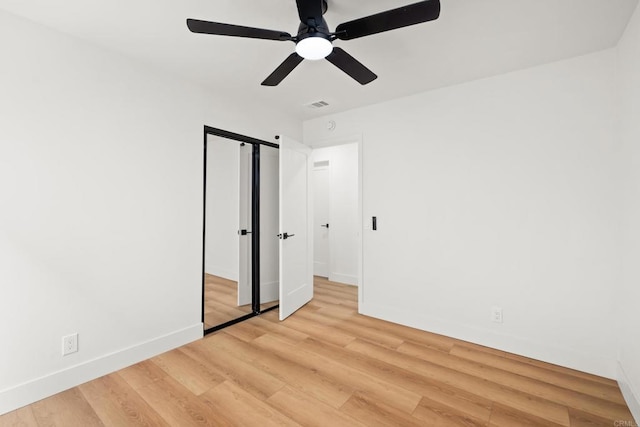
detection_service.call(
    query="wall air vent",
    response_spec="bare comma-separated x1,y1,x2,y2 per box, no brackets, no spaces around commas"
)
304,100,330,109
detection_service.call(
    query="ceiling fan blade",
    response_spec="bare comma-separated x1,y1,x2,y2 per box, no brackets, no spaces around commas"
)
335,0,440,41
187,19,292,41
296,0,325,26
325,48,377,85
261,53,305,86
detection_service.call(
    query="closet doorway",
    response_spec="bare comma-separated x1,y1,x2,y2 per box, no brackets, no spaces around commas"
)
202,127,313,334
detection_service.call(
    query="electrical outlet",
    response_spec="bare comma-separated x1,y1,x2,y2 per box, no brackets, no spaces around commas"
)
491,307,503,323
62,333,78,356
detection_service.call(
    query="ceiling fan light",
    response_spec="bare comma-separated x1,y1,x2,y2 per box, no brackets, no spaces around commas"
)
296,36,333,60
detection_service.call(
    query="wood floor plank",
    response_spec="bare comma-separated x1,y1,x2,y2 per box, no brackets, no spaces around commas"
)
151,349,226,395
218,320,267,343
312,278,357,294
488,403,567,427
247,335,355,409
247,316,310,345
296,309,405,349
300,301,324,311
316,287,358,301
197,332,265,365
267,386,366,427
276,314,357,347
312,286,358,302
180,339,285,401
200,381,300,427
0,406,38,427
253,333,421,414
134,376,225,427
31,388,104,427
412,395,490,427
210,330,353,410
413,388,492,426
312,304,360,320
79,373,170,426
310,292,358,308
204,299,250,319
339,391,426,427
118,359,168,391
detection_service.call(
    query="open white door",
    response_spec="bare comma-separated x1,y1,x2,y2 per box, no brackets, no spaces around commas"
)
279,136,313,320
237,143,252,306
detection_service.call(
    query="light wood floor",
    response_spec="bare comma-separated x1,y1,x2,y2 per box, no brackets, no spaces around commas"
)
204,274,252,330
204,274,279,330
1,277,635,426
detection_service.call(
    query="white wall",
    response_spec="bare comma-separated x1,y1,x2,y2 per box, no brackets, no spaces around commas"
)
617,2,640,420
312,144,360,285
0,9,299,414
205,137,240,281
304,50,619,378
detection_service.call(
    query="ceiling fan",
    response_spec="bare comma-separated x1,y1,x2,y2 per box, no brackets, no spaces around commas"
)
187,0,440,86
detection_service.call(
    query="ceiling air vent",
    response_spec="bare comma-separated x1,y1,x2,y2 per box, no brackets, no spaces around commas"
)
304,100,330,109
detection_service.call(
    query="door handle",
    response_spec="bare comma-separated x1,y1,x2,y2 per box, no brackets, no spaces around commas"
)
320,224,329,228
238,229,252,235
277,232,295,240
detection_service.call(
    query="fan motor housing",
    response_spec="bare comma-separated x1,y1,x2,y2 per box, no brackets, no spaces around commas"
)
297,26,331,41
297,18,331,39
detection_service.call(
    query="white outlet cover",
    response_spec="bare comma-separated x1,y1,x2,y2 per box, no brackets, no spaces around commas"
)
491,307,503,323
62,333,78,356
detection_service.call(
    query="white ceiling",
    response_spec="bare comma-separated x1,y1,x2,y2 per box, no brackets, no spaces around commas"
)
0,0,637,120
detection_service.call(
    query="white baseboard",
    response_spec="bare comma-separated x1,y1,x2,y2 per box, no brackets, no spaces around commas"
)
329,272,358,286
0,323,203,416
359,301,615,379
618,362,640,424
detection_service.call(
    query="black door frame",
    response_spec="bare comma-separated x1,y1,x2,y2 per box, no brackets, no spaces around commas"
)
202,126,279,335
